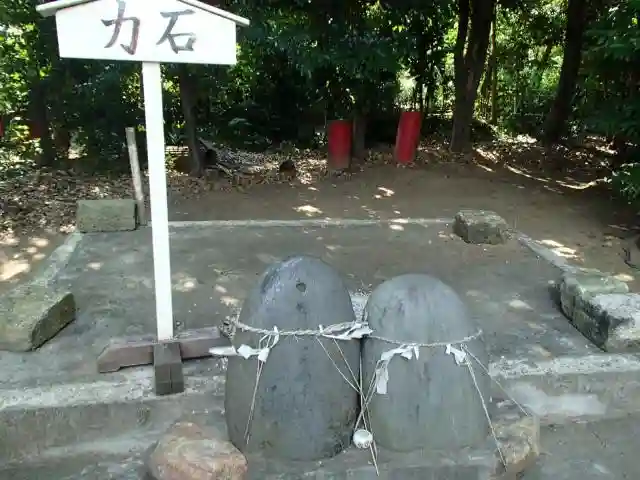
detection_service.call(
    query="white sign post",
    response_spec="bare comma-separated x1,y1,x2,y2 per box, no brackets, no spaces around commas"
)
37,0,249,392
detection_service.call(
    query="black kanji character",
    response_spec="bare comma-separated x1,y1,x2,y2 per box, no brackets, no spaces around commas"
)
157,10,196,53
101,0,140,55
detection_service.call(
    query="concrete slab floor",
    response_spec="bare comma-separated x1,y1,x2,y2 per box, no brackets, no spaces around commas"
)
0,221,598,388
2,219,631,479
3,418,640,480
524,416,640,479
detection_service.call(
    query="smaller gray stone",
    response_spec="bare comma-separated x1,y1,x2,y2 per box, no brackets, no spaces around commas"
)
573,293,640,352
362,274,490,452
454,210,510,245
559,269,629,321
77,199,137,233
0,283,76,352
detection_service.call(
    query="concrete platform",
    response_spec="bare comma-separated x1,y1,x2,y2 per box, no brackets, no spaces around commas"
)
0,219,597,388
1,218,639,479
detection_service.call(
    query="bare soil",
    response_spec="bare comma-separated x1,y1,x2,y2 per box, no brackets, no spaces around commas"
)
2,139,638,293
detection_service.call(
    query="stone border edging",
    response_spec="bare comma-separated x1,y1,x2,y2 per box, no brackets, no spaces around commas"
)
32,231,84,286
167,218,455,228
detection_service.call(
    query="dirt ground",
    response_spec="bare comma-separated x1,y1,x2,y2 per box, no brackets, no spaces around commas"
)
168,156,639,286
1,144,638,294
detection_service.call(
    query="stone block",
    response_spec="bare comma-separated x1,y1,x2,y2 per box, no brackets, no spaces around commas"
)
491,406,540,480
558,269,629,322
0,283,75,352
362,274,490,452
571,293,640,352
76,199,137,233
148,421,248,480
454,210,510,245
225,255,359,461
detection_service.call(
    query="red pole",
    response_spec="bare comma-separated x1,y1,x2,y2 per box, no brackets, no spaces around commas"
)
394,111,422,164
327,119,352,170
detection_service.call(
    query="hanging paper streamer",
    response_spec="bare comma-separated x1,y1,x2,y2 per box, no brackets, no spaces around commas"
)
445,343,467,365
319,322,373,340
210,327,280,363
374,344,420,395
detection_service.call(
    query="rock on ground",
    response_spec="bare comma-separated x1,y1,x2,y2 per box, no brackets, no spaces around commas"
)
574,293,640,352
558,269,636,351
76,199,137,233
492,414,540,480
453,210,510,245
0,283,75,352
559,268,629,321
147,421,248,480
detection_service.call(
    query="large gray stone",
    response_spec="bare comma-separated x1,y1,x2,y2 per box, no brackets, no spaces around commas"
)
76,199,137,233
453,210,510,245
225,256,360,461
572,293,640,352
0,283,75,352
362,274,490,452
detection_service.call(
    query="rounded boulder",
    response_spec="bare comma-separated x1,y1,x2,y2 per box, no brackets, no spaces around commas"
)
225,255,360,461
362,273,490,452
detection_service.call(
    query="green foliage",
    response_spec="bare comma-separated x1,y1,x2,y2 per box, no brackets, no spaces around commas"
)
581,1,640,141
0,0,637,203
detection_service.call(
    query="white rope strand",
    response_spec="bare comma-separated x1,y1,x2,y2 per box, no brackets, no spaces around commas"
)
211,319,528,476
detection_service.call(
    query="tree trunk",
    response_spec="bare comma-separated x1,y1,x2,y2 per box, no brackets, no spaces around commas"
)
450,0,496,153
352,114,367,164
542,0,587,144
29,77,56,167
54,126,72,158
489,7,498,124
177,65,204,176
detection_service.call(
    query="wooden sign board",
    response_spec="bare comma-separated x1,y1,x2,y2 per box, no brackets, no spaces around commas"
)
37,0,249,396
37,0,249,348
38,0,247,64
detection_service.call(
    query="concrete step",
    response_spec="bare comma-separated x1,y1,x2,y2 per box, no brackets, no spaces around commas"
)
5,418,640,480
0,453,147,480
0,363,225,464
4,351,640,478
0,432,152,480
490,352,640,424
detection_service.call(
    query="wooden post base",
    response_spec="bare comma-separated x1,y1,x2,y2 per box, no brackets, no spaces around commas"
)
97,326,229,373
154,341,184,396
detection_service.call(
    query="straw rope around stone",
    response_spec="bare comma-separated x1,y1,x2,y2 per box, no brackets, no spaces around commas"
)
210,318,530,476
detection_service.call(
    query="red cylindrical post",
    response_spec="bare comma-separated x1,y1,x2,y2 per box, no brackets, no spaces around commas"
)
0,118,4,138
327,119,352,170
394,111,422,164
